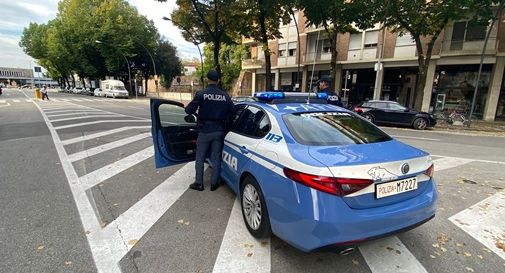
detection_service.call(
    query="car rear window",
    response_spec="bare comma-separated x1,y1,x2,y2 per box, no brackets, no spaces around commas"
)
283,112,392,146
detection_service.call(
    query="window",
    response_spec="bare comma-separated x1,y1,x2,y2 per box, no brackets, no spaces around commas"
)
322,39,331,53
279,43,287,57
283,112,391,146
349,33,362,50
466,23,486,41
364,30,378,48
396,33,415,46
233,106,270,138
387,103,407,111
288,42,297,56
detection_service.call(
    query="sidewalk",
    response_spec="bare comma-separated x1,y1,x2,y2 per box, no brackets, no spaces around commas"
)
432,120,505,137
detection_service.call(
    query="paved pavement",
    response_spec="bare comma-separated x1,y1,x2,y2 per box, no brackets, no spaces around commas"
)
1,88,505,273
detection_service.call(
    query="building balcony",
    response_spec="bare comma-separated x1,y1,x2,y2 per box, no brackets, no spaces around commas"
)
303,51,332,64
441,38,497,56
242,58,264,69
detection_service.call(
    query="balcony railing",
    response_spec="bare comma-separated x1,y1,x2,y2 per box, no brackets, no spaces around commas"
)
441,38,497,55
242,58,264,68
304,51,332,63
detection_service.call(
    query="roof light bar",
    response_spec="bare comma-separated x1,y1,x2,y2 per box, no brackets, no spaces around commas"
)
254,91,328,102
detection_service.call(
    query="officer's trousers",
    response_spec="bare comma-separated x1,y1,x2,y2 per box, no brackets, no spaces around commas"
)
195,131,225,186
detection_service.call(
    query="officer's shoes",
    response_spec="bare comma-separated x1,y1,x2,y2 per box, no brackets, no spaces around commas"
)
189,183,204,191
210,184,219,191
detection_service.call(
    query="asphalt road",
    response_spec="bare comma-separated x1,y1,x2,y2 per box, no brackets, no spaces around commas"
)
1,88,504,273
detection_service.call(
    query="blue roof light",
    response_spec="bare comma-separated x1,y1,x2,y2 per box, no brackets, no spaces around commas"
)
255,92,285,101
316,92,328,100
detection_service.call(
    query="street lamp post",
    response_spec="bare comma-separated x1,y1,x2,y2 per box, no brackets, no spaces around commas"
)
95,40,133,97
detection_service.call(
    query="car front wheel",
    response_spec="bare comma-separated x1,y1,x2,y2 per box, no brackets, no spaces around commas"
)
362,113,374,123
241,176,271,238
413,117,428,130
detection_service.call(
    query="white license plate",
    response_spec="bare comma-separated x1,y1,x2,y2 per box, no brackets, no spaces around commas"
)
375,177,418,199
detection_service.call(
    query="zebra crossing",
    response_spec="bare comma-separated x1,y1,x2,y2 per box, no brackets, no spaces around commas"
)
0,98,123,104
32,100,505,273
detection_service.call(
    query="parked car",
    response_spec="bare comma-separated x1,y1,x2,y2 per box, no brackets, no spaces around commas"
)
72,87,83,94
150,92,437,252
93,88,104,97
353,100,437,130
80,88,91,95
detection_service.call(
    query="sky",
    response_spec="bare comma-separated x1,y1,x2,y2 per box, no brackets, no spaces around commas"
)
0,0,199,69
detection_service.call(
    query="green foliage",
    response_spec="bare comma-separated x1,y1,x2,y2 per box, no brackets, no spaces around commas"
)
196,43,246,91
156,39,183,88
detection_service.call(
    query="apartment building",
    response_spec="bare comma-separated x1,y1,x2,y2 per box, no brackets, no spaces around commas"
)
241,11,505,121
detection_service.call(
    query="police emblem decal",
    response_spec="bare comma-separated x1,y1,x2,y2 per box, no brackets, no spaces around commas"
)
401,163,410,174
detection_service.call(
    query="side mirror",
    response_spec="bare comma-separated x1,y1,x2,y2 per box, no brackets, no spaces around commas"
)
184,115,196,123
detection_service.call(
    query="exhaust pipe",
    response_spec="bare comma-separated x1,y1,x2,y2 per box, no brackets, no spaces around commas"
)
339,247,355,256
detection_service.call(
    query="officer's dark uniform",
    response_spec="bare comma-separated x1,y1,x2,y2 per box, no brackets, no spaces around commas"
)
185,70,235,191
317,75,343,107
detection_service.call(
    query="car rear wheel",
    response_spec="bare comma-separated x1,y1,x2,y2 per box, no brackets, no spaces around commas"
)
241,176,271,238
413,118,428,130
362,113,374,123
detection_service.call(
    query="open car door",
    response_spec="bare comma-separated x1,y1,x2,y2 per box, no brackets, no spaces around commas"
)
151,98,198,168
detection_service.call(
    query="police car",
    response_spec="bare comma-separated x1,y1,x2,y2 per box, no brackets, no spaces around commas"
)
150,92,437,252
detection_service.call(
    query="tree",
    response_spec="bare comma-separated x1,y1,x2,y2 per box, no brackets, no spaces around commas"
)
196,43,246,91
158,0,243,75
241,0,292,90
298,0,372,90
373,0,479,110
155,39,183,88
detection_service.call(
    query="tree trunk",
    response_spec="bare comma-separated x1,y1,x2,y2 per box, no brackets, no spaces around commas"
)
213,37,221,75
144,73,149,94
414,65,428,110
71,74,76,88
258,0,271,90
329,32,338,91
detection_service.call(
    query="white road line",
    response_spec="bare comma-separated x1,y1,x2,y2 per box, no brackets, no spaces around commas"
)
0,99,5,103
31,97,125,273
61,126,151,145
0,103,10,108
79,146,154,190
54,119,150,130
51,98,60,102
432,154,505,165
46,112,107,118
13,99,20,102
433,157,473,172
449,190,505,261
82,98,94,101
60,100,150,121
102,162,199,259
68,133,151,162
391,135,440,141
72,99,84,102
50,114,123,123
61,98,71,102
44,109,102,114
25,99,32,102
213,199,271,273
359,236,428,273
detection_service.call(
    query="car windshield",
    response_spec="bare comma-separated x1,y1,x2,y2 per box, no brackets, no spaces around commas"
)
283,112,392,146
112,86,126,90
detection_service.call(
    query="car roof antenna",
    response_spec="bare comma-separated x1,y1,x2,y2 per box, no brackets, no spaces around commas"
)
307,29,321,105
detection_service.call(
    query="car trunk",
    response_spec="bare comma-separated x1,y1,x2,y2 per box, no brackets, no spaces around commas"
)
308,140,433,209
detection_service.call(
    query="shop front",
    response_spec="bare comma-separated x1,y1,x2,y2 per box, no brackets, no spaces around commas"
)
431,65,491,118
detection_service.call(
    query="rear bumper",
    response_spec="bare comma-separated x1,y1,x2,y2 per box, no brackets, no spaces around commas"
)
266,177,438,252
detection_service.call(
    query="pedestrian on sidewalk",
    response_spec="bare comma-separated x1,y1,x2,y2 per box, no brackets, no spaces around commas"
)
184,70,235,191
41,85,49,100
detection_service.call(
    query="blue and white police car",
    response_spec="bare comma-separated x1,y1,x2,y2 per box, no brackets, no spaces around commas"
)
150,92,437,252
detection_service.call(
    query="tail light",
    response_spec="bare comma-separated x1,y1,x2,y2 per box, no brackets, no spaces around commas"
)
283,167,373,196
354,106,363,113
425,164,434,177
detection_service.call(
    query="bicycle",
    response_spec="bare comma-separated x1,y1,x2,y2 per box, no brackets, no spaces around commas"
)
434,109,470,127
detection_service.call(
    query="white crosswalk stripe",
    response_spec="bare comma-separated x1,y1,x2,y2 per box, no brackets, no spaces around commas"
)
67,133,151,162
45,109,103,115
53,119,150,130
12,99,20,102
61,126,151,145
46,111,108,118
79,146,154,190
0,99,5,103
50,114,123,123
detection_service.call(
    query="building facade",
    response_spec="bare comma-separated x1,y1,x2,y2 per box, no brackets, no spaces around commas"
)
0,67,34,87
241,11,505,121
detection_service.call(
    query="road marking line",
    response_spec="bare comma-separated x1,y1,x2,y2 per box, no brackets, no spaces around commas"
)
60,100,151,121
79,146,154,190
51,98,60,102
44,109,102,114
0,99,5,103
68,133,151,162
46,112,109,118
25,99,32,102
61,126,151,145
432,154,505,165
0,103,10,108
54,119,150,130
72,99,84,102
13,99,20,102
213,198,271,273
102,162,198,258
391,135,440,141
449,190,505,261
359,236,428,273
31,97,124,273
50,114,123,123
433,157,473,172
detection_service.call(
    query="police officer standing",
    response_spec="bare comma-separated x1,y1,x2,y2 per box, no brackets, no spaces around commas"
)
317,75,343,107
185,70,235,191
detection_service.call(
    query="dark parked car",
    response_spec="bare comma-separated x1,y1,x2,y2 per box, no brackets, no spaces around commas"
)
353,100,436,130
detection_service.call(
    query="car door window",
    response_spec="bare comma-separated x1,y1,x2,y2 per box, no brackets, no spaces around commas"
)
233,106,270,138
159,103,193,126
375,102,388,109
387,103,407,111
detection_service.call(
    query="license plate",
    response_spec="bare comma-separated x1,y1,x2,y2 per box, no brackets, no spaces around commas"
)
375,177,418,199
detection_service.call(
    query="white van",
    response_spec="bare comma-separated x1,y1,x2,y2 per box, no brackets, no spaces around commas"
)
101,80,129,98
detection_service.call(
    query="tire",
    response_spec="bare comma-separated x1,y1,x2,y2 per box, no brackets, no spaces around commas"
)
362,113,374,123
240,176,271,238
413,118,428,130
